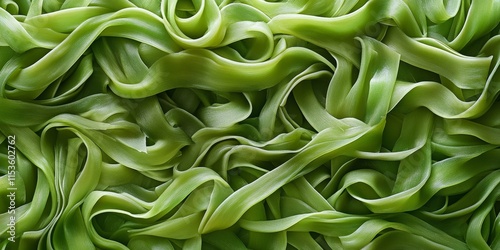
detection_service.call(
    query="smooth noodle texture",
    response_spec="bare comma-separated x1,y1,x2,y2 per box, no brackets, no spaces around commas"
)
0,0,499,249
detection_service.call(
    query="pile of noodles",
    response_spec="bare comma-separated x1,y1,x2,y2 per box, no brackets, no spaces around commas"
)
1,0,499,249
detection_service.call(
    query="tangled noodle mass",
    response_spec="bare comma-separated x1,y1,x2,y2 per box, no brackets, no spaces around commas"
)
0,0,500,249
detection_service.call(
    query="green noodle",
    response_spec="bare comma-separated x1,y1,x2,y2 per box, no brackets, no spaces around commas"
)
0,0,499,249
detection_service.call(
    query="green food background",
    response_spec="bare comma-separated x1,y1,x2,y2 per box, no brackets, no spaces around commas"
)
0,0,499,249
